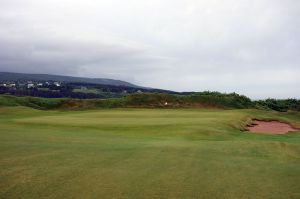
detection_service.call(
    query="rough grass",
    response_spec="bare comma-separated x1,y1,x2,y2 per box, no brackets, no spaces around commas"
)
0,107,300,199
0,93,253,110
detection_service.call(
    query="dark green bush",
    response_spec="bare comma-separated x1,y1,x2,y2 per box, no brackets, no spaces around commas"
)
186,92,253,108
254,98,300,112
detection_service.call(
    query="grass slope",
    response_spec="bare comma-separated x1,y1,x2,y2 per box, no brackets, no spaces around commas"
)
0,107,300,199
0,93,253,110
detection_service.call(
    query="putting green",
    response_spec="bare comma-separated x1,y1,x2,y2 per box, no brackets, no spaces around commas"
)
0,107,300,199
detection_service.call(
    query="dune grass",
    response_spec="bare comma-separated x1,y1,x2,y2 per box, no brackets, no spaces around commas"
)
0,107,300,199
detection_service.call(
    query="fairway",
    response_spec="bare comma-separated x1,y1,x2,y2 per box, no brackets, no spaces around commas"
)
0,107,300,199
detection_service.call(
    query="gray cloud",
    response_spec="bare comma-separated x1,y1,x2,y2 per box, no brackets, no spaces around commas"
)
0,0,299,98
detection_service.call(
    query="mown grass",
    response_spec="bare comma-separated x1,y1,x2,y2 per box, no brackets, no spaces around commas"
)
0,107,300,199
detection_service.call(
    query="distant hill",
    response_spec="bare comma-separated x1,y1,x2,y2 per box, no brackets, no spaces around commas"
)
0,72,139,87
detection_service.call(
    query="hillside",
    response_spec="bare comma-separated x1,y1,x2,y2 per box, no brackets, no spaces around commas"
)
0,72,139,87
0,72,178,99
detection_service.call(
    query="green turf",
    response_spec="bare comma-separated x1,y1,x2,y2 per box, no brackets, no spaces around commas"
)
0,107,300,199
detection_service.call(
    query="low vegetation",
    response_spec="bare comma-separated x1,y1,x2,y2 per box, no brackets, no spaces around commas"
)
1,92,299,112
255,98,300,112
0,95,66,109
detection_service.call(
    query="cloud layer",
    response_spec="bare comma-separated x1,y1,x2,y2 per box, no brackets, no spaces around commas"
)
0,0,299,98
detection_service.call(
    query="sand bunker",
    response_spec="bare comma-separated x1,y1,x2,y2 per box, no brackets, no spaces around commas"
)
246,120,299,134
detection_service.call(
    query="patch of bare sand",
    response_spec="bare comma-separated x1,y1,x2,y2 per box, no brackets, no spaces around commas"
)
246,120,299,134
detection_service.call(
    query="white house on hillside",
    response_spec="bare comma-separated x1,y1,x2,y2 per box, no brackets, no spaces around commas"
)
27,83,34,88
54,82,61,87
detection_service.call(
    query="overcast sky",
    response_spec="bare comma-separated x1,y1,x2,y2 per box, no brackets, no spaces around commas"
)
0,0,299,99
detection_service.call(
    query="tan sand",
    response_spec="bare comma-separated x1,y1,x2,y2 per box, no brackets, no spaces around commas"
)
246,120,299,134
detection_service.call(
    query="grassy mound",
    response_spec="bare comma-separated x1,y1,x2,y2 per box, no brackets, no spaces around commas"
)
1,92,299,111
0,92,253,110
0,95,66,109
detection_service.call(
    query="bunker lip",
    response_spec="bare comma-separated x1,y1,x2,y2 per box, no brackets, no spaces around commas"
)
246,119,299,134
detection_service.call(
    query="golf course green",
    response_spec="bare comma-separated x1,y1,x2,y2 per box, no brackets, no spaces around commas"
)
1,107,300,199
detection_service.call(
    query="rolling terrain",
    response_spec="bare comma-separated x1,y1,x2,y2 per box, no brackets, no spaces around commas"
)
0,72,139,87
0,107,300,199
0,72,177,98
